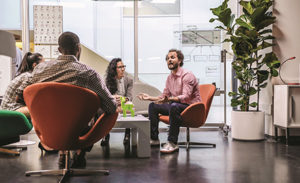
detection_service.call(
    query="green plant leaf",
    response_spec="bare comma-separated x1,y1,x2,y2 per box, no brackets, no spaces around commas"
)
260,83,268,88
223,38,231,43
271,69,279,77
232,37,253,57
261,35,275,41
238,87,247,95
229,92,238,96
261,41,274,49
210,6,222,16
259,29,272,35
210,0,277,111
257,70,269,83
215,26,226,30
249,87,257,95
209,18,215,23
263,52,279,66
235,72,245,82
219,8,233,27
257,70,269,75
256,18,276,30
249,102,258,107
251,7,267,27
210,0,232,27
271,60,281,68
233,65,243,72
236,17,254,30
252,45,263,52
240,1,254,14
231,98,240,107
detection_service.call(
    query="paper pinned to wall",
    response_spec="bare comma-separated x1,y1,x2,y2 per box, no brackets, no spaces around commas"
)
34,45,51,58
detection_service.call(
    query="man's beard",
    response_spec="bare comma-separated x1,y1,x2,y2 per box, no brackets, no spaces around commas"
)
168,62,178,70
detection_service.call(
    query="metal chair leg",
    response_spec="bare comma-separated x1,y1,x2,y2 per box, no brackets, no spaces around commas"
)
25,150,109,181
59,169,70,183
186,127,190,150
177,127,216,149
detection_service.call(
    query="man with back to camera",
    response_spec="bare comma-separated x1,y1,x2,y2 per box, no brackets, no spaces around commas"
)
16,31,117,167
138,49,201,154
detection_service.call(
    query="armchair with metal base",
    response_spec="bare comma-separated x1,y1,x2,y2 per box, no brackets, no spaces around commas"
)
159,84,216,150
0,110,33,155
23,82,118,183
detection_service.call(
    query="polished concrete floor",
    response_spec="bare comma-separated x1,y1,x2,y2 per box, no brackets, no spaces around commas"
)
0,130,300,183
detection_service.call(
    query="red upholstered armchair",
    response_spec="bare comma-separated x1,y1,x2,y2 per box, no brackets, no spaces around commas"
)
159,84,216,150
23,82,118,182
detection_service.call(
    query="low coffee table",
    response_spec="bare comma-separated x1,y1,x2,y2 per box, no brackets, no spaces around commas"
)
114,115,150,158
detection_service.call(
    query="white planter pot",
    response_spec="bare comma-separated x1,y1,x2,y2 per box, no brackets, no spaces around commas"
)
231,111,265,140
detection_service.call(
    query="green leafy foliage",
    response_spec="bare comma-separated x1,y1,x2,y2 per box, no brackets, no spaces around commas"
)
210,0,279,111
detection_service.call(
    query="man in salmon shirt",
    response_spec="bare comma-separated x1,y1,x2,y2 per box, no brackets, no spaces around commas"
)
138,49,201,154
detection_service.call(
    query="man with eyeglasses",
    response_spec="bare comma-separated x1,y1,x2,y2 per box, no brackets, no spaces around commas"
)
138,49,201,154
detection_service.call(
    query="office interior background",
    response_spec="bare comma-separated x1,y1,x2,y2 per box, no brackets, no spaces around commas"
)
1,0,235,126
1,0,300,183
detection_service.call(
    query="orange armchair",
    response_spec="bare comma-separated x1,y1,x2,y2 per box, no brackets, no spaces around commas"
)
159,84,216,150
23,82,118,182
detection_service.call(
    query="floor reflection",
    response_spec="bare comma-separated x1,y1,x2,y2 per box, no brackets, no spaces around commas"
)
1,131,300,183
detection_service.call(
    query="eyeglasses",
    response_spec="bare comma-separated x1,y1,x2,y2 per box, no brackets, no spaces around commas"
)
117,65,126,69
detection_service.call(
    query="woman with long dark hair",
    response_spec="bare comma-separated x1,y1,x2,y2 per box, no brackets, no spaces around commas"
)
1,52,44,116
0,52,59,153
101,58,133,146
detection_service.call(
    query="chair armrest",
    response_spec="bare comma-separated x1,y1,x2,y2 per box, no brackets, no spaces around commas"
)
181,102,206,128
78,112,118,147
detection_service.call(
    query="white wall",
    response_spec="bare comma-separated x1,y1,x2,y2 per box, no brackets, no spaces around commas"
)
263,0,300,136
62,1,94,50
273,0,300,84
97,2,122,59
0,0,21,29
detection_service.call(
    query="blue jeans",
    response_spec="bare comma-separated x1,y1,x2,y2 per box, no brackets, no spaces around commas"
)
148,102,188,144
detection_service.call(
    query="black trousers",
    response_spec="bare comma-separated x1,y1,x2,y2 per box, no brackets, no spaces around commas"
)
148,102,188,144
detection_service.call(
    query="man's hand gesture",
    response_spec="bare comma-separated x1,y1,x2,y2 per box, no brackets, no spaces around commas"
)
155,96,168,104
137,93,150,100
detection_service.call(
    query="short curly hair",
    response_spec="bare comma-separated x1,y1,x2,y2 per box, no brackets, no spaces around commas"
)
166,49,184,66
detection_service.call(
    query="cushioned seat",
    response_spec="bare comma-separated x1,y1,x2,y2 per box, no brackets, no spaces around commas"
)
159,84,216,150
23,82,118,182
0,110,33,155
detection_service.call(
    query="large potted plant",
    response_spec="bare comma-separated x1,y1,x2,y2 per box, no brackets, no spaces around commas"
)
210,0,280,140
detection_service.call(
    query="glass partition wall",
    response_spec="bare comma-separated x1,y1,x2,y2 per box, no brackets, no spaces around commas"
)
0,0,237,125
